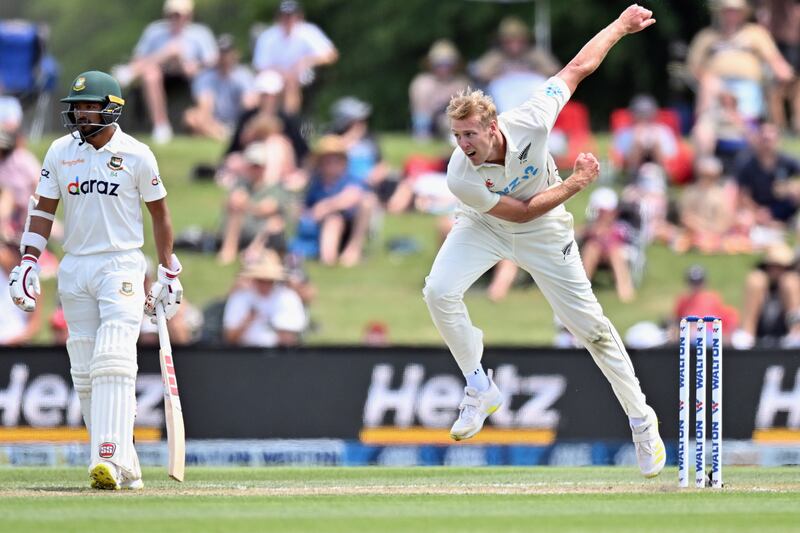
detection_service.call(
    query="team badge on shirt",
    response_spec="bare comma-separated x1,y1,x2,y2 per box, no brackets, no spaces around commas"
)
73,77,86,91
518,142,531,163
120,281,134,296
107,156,124,171
485,179,494,189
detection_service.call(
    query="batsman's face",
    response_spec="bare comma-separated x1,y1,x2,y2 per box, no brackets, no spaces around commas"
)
72,102,104,134
451,115,496,165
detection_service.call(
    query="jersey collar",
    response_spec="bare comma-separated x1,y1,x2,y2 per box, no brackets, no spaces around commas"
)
76,124,123,154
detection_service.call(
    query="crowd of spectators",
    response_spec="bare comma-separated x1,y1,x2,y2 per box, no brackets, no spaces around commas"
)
6,0,800,350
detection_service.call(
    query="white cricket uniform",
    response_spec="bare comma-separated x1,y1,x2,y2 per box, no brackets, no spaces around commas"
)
36,125,167,479
423,77,651,418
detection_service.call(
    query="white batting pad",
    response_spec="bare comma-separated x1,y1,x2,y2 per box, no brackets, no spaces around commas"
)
90,321,138,379
90,375,140,481
66,336,94,432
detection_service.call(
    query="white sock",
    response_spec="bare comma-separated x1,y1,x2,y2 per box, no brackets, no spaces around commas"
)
464,365,490,391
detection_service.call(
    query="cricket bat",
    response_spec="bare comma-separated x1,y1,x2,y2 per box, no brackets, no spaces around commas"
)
156,302,185,481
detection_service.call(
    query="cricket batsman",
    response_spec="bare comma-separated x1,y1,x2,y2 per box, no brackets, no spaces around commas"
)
8,71,183,489
423,5,666,477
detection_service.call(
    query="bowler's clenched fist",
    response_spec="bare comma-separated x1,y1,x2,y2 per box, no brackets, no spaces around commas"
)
617,4,656,34
570,152,600,191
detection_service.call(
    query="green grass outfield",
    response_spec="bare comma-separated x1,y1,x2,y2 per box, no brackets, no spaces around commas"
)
1,466,800,532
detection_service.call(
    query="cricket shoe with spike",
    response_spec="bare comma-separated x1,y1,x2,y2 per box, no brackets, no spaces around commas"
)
632,407,666,478
90,462,120,490
450,369,503,441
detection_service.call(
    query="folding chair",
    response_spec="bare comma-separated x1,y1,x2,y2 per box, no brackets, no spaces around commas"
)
0,19,59,140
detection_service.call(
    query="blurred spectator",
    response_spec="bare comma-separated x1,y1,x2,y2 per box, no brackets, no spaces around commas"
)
50,305,68,345
218,142,292,265
691,87,751,173
283,251,316,307
687,0,793,121
0,129,40,239
579,187,636,302
113,0,218,144
183,34,257,141
363,321,389,346
732,242,800,348
409,40,470,140
139,258,202,346
330,96,391,194
625,321,669,349
736,120,800,241
0,89,22,133
612,94,680,178
671,264,739,344
620,161,677,246
472,16,560,111
676,156,748,254
759,0,800,133
0,238,40,344
223,251,307,347
252,0,338,115
290,135,372,267
387,154,457,241
225,70,308,165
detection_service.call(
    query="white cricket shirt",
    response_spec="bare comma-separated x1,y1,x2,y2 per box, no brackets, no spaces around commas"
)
447,76,572,232
36,126,167,255
222,285,307,347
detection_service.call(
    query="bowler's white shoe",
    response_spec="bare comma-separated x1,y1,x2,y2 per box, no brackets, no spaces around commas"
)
450,370,503,441
632,409,666,478
90,462,120,490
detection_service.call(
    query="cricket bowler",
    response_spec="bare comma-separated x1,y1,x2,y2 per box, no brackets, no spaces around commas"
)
8,70,183,489
423,5,666,477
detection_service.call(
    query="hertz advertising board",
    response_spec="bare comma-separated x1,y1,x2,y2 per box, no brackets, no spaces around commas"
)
0,346,799,445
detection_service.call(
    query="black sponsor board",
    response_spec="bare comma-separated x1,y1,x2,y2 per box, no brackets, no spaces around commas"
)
0,346,798,441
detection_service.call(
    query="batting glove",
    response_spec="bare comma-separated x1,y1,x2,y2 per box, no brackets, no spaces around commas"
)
8,254,41,312
144,253,183,320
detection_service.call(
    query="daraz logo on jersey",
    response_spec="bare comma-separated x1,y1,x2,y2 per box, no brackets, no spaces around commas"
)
67,176,120,196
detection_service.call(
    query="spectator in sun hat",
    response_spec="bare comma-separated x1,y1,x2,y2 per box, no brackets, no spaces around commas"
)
252,0,338,114
687,0,792,121
409,39,470,140
291,135,373,267
732,241,800,348
112,0,218,144
471,16,561,111
183,33,257,141
222,250,307,347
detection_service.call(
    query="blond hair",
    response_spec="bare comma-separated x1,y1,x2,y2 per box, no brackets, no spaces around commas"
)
446,88,497,126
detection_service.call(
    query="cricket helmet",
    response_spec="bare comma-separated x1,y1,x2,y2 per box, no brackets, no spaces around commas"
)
61,70,125,140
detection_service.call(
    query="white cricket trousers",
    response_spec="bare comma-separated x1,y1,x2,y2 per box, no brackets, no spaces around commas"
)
58,249,146,479
423,212,650,418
